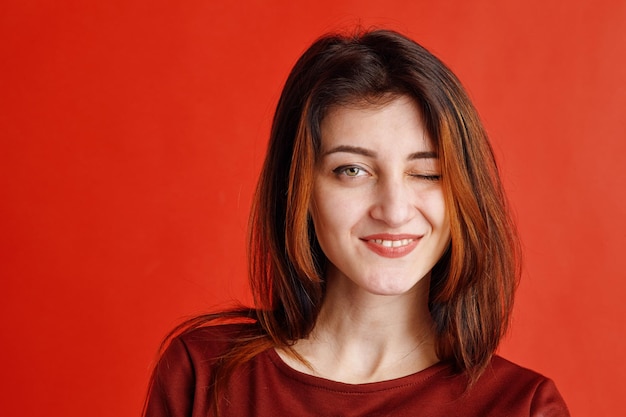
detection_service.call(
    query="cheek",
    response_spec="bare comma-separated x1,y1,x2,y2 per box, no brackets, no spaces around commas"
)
308,196,336,262
436,199,450,232
308,188,329,242
420,189,448,226
309,186,362,239
309,191,340,236
436,196,452,245
423,191,451,252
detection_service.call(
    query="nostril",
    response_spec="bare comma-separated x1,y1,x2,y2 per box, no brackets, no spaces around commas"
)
370,193,415,227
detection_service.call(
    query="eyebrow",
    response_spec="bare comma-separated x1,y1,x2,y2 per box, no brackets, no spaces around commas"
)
322,145,438,159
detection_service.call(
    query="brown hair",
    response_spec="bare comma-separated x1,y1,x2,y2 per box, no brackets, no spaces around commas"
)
145,28,520,415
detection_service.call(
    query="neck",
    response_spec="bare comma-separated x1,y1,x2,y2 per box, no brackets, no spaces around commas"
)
280,275,438,384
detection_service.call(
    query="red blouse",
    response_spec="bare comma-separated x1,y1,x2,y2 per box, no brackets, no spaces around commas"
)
145,325,570,417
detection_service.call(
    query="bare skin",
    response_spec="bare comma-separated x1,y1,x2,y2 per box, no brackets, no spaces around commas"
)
277,273,438,383
276,97,447,384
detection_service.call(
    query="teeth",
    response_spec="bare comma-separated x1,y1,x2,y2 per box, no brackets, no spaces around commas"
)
372,239,413,247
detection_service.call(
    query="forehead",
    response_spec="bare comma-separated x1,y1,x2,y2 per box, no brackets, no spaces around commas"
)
319,96,433,152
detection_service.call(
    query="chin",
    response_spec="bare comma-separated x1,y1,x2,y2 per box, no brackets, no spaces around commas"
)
372,269,434,295
362,277,423,296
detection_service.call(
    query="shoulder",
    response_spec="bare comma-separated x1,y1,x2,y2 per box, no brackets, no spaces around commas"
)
174,323,246,360
153,322,248,375
486,356,561,393
156,323,254,378
144,323,253,417
487,355,548,383
475,356,570,417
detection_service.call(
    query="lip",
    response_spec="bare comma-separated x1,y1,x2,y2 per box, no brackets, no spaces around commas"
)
360,233,421,258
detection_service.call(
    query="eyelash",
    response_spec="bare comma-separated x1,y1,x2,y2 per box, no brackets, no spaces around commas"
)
409,173,441,181
333,165,368,177
332,166,441,181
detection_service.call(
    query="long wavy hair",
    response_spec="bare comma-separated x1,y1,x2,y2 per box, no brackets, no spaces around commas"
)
146,28,520,415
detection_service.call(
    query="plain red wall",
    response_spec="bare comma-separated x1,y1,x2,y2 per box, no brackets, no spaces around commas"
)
1,1,625,416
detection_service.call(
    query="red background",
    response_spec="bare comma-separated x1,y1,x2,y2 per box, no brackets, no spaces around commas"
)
1,1,625,416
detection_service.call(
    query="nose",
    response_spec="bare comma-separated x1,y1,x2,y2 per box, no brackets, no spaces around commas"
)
369,177,416,227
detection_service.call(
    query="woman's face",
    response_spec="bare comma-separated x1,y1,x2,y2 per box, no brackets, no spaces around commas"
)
310,96,450,297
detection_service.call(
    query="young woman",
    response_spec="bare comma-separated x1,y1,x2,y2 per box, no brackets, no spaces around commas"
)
144,29,570,416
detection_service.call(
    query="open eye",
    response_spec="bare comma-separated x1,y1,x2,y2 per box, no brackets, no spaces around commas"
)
333,165,369,178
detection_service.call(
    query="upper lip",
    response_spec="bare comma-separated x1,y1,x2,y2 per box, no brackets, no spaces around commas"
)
360,233,422,241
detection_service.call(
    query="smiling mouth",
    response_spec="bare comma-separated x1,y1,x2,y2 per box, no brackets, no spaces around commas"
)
371,238,414,248
361,234,421,258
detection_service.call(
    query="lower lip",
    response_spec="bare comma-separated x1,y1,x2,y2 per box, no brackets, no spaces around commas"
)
362,239,419,258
